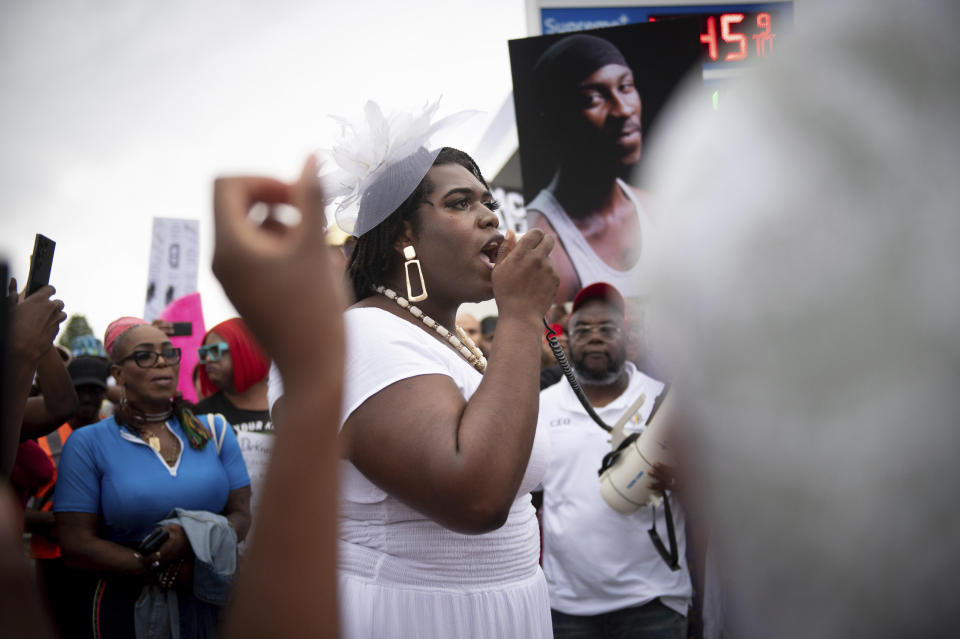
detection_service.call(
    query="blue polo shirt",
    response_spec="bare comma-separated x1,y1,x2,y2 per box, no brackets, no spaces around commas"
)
55,414,250,543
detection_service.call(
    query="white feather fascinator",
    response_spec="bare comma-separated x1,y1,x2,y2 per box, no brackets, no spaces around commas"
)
321,99,476,237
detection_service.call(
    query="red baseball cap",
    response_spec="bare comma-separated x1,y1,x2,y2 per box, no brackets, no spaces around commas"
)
571,282,626,319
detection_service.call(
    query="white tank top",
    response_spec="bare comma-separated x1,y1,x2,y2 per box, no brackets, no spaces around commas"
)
527,178,654,298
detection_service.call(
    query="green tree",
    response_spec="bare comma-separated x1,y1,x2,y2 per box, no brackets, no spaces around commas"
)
58,313,94,350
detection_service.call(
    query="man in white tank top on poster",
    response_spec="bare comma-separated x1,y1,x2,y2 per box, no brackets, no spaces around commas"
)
525,34,654,303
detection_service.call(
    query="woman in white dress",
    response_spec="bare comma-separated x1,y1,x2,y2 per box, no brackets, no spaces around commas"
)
272,105,559,637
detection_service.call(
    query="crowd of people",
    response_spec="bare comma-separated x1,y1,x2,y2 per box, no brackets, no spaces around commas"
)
2,124,694,639
2,3,957,637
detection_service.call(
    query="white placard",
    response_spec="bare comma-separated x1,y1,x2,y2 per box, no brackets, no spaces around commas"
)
144,217,199,322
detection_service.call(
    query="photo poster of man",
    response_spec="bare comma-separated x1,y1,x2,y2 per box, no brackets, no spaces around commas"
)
508,19,703,370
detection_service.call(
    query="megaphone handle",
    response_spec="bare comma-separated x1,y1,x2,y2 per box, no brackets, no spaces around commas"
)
610,393,646,448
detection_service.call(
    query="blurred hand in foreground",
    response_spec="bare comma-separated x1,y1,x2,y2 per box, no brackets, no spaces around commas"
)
216,157,342,639
212,156,345,381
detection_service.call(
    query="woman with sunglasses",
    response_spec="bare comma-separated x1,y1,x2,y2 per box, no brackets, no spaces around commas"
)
194,318,272,542
54,317,251,638
194,318,271,436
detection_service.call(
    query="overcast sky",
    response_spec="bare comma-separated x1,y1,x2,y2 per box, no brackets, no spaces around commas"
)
1,0,526,339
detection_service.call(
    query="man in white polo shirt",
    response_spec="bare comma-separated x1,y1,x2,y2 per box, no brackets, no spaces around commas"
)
538,282,691,638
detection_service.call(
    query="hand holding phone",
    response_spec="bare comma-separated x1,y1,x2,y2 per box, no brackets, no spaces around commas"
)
138,527,170,557
7,277,66,362
151,319,193,337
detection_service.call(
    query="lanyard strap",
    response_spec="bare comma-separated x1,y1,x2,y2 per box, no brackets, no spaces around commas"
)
648,497,681,571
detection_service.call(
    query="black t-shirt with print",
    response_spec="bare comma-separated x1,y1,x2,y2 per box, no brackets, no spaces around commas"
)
192,391,272,434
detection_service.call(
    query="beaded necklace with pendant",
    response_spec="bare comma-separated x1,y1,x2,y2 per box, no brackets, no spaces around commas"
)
375,286,487,373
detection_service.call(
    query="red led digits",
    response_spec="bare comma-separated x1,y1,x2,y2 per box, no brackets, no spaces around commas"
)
700,16,719,61
694,10,781,62
753,12,776,56
720,13,747,61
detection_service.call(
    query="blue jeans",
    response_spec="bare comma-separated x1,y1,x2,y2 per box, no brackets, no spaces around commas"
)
552,599,687,639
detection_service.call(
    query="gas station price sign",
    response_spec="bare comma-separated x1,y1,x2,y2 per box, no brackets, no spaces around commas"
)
648,7,789,63
538,3,793,68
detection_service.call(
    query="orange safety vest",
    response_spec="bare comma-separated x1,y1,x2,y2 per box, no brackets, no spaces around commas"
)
30,423,75,560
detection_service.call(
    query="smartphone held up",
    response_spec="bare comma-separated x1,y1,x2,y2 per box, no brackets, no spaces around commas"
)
25,234,55,297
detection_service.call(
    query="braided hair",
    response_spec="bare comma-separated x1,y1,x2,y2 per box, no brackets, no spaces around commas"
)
347,147,489,301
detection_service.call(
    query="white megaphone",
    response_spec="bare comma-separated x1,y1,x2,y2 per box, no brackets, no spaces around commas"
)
599,390,675,514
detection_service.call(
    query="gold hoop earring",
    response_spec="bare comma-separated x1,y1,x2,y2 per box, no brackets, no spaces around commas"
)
403,245,428,302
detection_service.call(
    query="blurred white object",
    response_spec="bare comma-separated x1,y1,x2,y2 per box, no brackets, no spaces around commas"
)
644,1,960,637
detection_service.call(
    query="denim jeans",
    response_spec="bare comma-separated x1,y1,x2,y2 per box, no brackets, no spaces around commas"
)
551,599,687,639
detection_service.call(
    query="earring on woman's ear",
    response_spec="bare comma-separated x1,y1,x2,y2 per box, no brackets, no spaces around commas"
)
403,245,428,302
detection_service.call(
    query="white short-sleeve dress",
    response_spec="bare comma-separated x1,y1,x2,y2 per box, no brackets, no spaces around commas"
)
274,307,552,638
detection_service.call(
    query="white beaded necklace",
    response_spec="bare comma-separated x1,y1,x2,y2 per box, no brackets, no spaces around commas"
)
375,286,487,373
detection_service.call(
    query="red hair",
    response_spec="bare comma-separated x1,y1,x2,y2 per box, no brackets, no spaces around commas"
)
198,318,269,396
